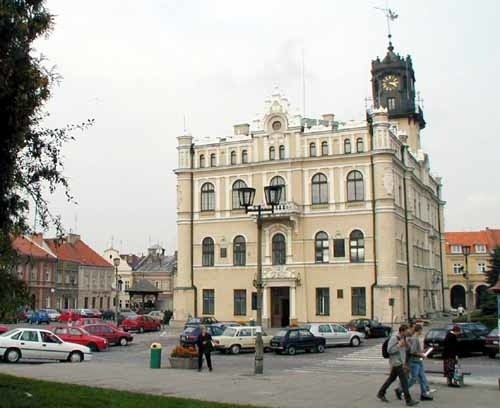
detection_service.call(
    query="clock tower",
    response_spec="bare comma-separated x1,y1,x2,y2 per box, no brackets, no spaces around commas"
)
371,41,425,150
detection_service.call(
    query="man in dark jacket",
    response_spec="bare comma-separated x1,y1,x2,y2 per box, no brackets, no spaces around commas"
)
377,324,419,406
196,326,213,372
443,325,460,387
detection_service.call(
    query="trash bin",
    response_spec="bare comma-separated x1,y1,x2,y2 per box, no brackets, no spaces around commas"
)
150,343,162,369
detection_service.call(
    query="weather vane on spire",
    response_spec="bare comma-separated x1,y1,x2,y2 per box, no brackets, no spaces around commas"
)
374,3,398,49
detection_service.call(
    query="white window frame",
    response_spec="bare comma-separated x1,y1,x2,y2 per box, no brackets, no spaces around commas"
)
453,263,463,274
475,244,486,253
477,263,487,273
450,245,462,254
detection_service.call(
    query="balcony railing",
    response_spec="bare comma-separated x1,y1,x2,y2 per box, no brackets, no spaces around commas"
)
259,201,300,217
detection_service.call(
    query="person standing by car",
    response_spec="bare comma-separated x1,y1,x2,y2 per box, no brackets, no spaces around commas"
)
396,324,433,401
377,324,418,406
196,326,214,372
443,325,460,387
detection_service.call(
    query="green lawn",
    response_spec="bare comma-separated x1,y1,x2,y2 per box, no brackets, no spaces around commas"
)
0,374,259,408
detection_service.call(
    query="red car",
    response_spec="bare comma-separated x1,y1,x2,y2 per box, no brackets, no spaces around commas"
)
82,323,133,346
51,326,108,352
120,315,161,333
58,310,83,323
0,325,9,335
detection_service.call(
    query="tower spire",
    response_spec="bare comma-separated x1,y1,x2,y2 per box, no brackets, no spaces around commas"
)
374,3,398,51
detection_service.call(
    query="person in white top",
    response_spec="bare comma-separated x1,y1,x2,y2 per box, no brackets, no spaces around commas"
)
457,305,465,317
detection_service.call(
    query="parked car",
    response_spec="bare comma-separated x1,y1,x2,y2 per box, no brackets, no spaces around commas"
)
484,328,499,359
0,328,91,363
345,319,391,338
180,325,224,347
0,326,9,335
81,324,133,346
120,315,161,333
446,322,490,337
270,328,326,355
117,311,137,325
184,317,219,329
17,309,33,323
58,310,83,323
212,326,273,354
145,310,164,321
424,328,486,357
73,317,103,326
302,323,364,347
213,321,242,330
40,308,61,322
51,326,108,352
29,311,51,325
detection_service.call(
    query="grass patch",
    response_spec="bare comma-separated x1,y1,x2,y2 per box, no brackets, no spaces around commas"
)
0,373,259,408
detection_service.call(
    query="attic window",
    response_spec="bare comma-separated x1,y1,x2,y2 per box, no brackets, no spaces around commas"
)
272,121,282,131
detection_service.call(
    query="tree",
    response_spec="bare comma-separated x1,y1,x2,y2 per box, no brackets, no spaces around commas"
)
0,1,92,314
485,247,500,287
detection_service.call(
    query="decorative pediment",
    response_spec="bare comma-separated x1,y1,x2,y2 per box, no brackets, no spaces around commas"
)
263,265,298,281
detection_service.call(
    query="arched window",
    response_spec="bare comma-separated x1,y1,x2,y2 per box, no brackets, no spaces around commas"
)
233,235,246,266
232,179,247,209
270,176,286,203
356,138,364,153
201,182,215,211
202,237,214,266
450,285,466,309
321,141,328,156
344,139,351,154
210,153,216,167
269,146,275,160
241,150,248,164
347,170,364,202
279,145,285,160
309,142,317,157
230,151,236,165
199,154,206,168
311,173,328,204
349,230,365,263
315,231,329,263
272,233,286,265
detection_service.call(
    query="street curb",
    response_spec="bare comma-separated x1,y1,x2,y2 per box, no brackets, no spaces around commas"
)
427,375,499,389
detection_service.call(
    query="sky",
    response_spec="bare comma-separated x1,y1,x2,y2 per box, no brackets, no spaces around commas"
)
37,0,500,255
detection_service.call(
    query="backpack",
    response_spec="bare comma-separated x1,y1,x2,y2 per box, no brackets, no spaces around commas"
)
382,337,390,358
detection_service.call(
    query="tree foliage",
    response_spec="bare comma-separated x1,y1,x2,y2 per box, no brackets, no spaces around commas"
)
0,1,92,313
485,247,500,287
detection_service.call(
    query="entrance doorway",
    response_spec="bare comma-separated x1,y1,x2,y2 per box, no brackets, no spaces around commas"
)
271,287,290,327
450,285,466,309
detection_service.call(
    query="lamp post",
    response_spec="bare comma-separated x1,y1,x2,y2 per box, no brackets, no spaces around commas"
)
238,184,282,375
461,245,471,322
113,257,121,326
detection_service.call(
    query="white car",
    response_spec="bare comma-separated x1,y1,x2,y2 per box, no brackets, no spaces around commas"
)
0,328,92,363
302,323,365,347
41,308,61,321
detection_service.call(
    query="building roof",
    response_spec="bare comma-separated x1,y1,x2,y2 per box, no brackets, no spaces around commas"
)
485,228,500,249
133,250,176,274
445,228,500,254
46,236,111,268
12,235,57,260
126,278,161,293
121,254,143,269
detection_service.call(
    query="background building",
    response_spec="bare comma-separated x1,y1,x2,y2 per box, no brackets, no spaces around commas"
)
445,228,500,310
174,41,446,326
103,248,135,309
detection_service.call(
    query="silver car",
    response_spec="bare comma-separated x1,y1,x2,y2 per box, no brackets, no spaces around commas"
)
302,323,365,347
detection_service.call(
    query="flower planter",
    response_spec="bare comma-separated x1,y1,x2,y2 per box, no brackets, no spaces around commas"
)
169,357,198,369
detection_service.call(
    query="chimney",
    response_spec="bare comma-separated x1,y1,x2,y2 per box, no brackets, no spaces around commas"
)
322,114,335,124
233,123,250,136
67,233,81,244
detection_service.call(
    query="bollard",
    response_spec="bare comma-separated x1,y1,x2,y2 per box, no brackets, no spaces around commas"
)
150,342,162,369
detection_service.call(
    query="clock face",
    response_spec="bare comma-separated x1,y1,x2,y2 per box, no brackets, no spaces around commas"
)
382,74,399,91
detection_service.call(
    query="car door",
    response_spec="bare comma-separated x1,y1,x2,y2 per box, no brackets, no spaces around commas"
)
318,324,335,346
18,330,42,359
68,328,86,346
288,330,300,349
40,331,67,360
299,329,316,349
238,328,253,348
331,324,350,345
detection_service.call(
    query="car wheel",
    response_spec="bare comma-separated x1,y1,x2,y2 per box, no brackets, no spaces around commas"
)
316,344,325,353
139,327,144,333
87,343,98,352
4,348,21,363
67,351,83,363
230,344,241,355
350,337,361,347
119,337,128,346
287,346,296,356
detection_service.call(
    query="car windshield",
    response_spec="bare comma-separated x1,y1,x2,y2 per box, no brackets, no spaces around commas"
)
222,328,237,337
301,325,311,330
0,329,21,338
371,320,381,327
184,327,198,334
275,330,287,337
126,315,138,320
428,330,446,339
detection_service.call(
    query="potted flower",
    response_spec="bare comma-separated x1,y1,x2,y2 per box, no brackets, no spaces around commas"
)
169,344,198,369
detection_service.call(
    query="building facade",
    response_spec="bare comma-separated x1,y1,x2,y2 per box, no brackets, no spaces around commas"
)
103,248,135,309
445,228,500,311
174,42,446,326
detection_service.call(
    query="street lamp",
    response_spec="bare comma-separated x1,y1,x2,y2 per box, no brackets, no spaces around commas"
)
113,257,120,326
238,184,282,375
461,245,471,322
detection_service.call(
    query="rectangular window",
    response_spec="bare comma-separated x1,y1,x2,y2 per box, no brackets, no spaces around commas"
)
334,239,345,258
203,289,215,315
92,297,96,308
475,244,486,253
316,288,330,316
234,289,247,316
84,297,89,308
453,263,463,274
251,292,257,310
450,245,462,254
337,289,344,299
477,263,487,273
99,298,103,309
351,287,366,316
387,97,396,110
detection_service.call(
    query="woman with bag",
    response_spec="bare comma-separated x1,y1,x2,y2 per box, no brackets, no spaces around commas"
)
443,325,460,387
196,326,214,372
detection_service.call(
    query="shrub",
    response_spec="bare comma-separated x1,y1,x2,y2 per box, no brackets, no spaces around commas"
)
453,315,498,330
170,345,197,358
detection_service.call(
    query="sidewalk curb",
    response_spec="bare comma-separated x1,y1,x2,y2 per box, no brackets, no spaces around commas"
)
427,375,499,389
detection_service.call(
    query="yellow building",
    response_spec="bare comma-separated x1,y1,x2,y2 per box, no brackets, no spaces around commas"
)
174,42,446,327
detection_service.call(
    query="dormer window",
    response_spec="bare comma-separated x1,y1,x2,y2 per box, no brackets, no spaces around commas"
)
450,245,462,254
475,244,486,253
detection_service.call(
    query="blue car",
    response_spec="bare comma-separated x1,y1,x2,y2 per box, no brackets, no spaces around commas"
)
29,311,50,325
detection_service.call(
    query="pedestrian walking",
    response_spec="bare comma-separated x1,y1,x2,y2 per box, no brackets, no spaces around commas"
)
396,324,433,401
377,324,419,406
443,325,460,387
196,326,214,372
